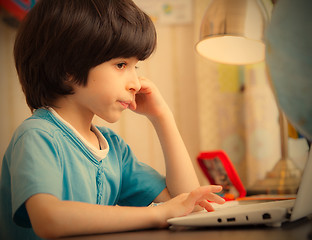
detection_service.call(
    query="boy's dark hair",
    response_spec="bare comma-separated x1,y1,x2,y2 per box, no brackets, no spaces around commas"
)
14,0,157,112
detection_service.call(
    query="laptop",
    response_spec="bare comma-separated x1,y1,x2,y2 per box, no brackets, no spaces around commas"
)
167,150,312,228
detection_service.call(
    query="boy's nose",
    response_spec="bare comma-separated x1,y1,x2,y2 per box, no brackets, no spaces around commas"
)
127,73,141,93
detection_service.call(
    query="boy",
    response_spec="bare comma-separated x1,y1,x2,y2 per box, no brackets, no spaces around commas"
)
0,0,225,239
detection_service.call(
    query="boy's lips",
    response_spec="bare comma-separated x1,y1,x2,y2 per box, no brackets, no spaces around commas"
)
118,101,131,109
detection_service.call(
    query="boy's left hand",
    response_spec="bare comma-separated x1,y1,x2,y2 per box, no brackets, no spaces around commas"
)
129,77,170,120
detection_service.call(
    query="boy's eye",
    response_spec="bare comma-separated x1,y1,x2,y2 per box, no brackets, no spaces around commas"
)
116,63,127,69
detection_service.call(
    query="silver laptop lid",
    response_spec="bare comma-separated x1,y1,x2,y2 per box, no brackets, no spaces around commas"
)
291,149,312,221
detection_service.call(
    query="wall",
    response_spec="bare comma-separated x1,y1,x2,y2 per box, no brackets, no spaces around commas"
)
0,19,31,169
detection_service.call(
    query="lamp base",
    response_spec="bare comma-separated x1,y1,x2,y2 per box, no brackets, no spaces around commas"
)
248,158,302,195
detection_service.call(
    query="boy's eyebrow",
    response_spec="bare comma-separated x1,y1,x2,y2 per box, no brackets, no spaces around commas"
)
90,0,102,18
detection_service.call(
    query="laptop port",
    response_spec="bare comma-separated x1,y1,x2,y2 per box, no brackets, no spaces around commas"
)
262,213,271,220
226,217,236,222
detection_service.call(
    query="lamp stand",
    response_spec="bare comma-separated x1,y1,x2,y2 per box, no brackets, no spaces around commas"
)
249,110,302,194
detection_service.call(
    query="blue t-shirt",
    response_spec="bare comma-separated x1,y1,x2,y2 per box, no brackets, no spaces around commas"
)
0,109,166,240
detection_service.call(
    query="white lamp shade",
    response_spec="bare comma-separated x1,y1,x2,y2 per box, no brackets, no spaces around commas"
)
197,0,268,65
196,36,265,65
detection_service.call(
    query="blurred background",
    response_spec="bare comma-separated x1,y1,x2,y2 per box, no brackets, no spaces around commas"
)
0,0,309,190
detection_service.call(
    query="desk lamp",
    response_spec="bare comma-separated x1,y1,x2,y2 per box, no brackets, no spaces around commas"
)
196,0,302,194
196,0,267,65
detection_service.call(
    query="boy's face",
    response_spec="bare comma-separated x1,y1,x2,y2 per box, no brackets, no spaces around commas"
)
71,57,141,123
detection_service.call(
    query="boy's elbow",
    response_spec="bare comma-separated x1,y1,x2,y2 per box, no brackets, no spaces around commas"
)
26,194,66,239
31,210,64,239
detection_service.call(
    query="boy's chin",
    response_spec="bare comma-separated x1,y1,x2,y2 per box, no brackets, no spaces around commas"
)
96,114,122,124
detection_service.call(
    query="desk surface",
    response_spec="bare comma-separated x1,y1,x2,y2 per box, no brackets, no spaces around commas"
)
58,217,312,240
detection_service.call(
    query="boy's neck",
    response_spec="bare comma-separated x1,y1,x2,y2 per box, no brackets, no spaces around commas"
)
51,97,100,149
52,106,101,150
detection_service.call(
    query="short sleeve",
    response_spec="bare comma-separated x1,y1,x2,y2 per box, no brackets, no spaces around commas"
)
117,142,166,207
9,128,63,227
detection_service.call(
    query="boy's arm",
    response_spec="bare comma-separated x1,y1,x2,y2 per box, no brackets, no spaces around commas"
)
26,193,161,238
150,110,200,197
26,186,224,239
131,77,200,198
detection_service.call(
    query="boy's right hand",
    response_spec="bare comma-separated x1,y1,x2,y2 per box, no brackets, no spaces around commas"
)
154,185,225,227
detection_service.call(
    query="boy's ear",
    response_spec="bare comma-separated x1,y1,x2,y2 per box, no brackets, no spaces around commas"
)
65,73,74,82
63,73,78,90
64,72,88,88
64,73,78,85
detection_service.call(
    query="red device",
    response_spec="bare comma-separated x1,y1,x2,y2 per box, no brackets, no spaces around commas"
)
197,150,246,200
0,0,37,21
